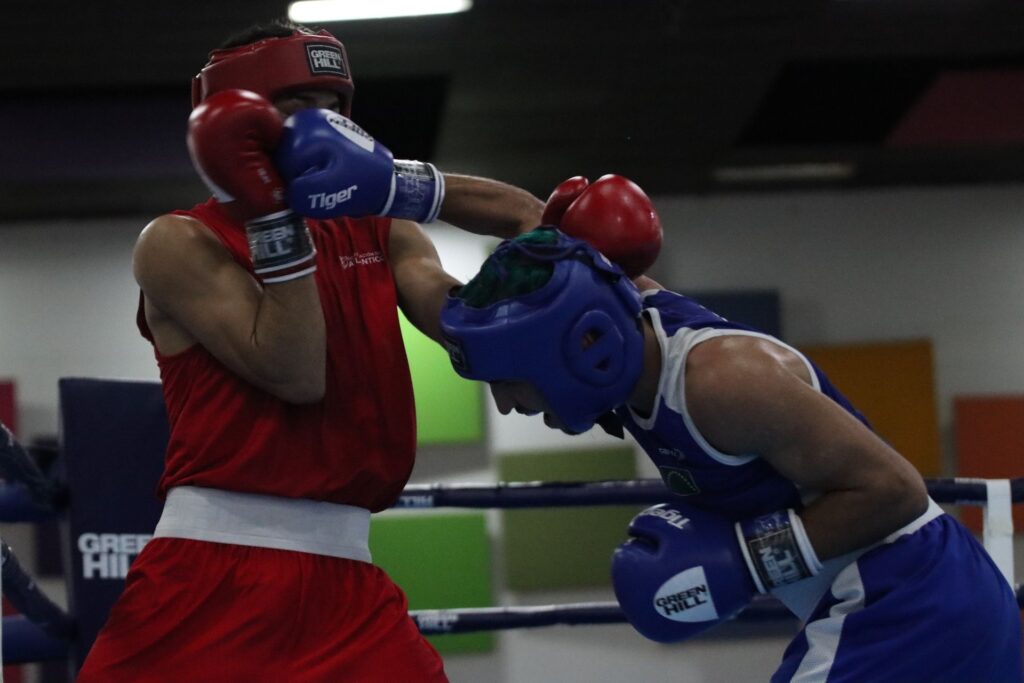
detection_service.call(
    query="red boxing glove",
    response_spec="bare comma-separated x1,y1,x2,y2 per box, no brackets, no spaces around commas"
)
187,89,288,220
545,174,662,278
541,176,590,226
187,89,316,284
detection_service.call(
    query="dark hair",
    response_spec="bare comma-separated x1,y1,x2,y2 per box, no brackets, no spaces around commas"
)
219,18,318,49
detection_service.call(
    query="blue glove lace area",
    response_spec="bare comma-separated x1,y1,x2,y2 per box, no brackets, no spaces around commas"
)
736,509,822,593
245,210,318,284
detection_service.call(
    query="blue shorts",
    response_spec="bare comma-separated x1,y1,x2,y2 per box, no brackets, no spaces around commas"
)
773,514,1022,683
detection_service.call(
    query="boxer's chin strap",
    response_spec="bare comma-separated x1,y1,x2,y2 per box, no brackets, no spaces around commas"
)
735,509,822,594
595,412,625,439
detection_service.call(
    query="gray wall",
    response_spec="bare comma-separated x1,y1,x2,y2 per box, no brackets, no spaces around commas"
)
647,184,1024,471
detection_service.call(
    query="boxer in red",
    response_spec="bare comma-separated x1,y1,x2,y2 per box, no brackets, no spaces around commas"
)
77,19,543,682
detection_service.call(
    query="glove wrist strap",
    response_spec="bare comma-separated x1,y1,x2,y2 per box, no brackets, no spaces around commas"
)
245,210,318,284
382,161,445,224
735,509,822,594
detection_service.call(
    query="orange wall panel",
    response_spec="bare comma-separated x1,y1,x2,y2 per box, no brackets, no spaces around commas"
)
801,339,941,477
953,395,1024,533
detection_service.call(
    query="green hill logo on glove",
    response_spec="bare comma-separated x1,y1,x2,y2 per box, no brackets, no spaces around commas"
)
653,566,719,622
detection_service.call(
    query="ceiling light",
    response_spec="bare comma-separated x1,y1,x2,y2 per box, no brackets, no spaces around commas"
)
712,162,856,184
288,0,472,23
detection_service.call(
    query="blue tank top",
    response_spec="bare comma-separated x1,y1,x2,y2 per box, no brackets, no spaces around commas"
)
615,289,870,521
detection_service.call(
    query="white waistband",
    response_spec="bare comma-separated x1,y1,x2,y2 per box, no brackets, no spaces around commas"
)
771,497,945,620
882,496,944,543
153,486,372,562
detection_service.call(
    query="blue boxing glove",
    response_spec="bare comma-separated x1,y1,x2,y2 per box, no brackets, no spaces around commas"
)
612,504,822,643
275,109,445,223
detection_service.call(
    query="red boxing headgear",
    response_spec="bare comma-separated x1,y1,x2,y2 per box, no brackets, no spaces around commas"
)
192,30,354,116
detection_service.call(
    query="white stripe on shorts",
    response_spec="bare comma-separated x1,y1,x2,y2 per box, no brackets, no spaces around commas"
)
790,562,867,682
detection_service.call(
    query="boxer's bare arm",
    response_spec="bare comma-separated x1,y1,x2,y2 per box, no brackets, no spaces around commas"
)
389,219,459,345
134,214,326,403
390,176,542,342
685,336,929,561
438,174,544,239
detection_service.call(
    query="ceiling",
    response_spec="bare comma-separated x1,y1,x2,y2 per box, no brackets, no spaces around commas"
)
4,0,1024,219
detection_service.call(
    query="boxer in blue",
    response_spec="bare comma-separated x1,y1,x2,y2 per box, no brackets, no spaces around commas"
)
439,220,1022,683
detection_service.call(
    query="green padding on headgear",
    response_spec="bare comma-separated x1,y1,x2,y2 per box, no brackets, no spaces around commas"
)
457,228,559,308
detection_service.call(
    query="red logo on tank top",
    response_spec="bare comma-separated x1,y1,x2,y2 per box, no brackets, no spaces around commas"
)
339,251,384,269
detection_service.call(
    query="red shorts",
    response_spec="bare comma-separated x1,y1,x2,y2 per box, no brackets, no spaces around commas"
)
77,538,448,682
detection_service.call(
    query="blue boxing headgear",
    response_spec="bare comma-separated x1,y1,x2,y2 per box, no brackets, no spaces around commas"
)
440,227,645,434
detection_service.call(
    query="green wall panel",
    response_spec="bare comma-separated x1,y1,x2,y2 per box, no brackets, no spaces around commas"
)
399,313,483,445
370,512,494,654
498,448,641,590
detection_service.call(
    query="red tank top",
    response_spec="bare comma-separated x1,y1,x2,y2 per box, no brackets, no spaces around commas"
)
138,199,416,511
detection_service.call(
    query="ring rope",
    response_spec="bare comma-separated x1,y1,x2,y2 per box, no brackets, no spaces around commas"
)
2,413,1020,518
2,477,1017,520
2,616,68,664
411,583,1024,635
0,424,1020,657
0,477,1018,521
0,423,63,515
1,542,74,640
394,477,1024,510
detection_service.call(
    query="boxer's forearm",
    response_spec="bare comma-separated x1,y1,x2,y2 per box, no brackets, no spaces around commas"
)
438,174,544,239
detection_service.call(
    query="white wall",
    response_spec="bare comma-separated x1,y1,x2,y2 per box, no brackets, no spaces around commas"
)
1,183,1022,681
646,184,1024,467
0,217,159,439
